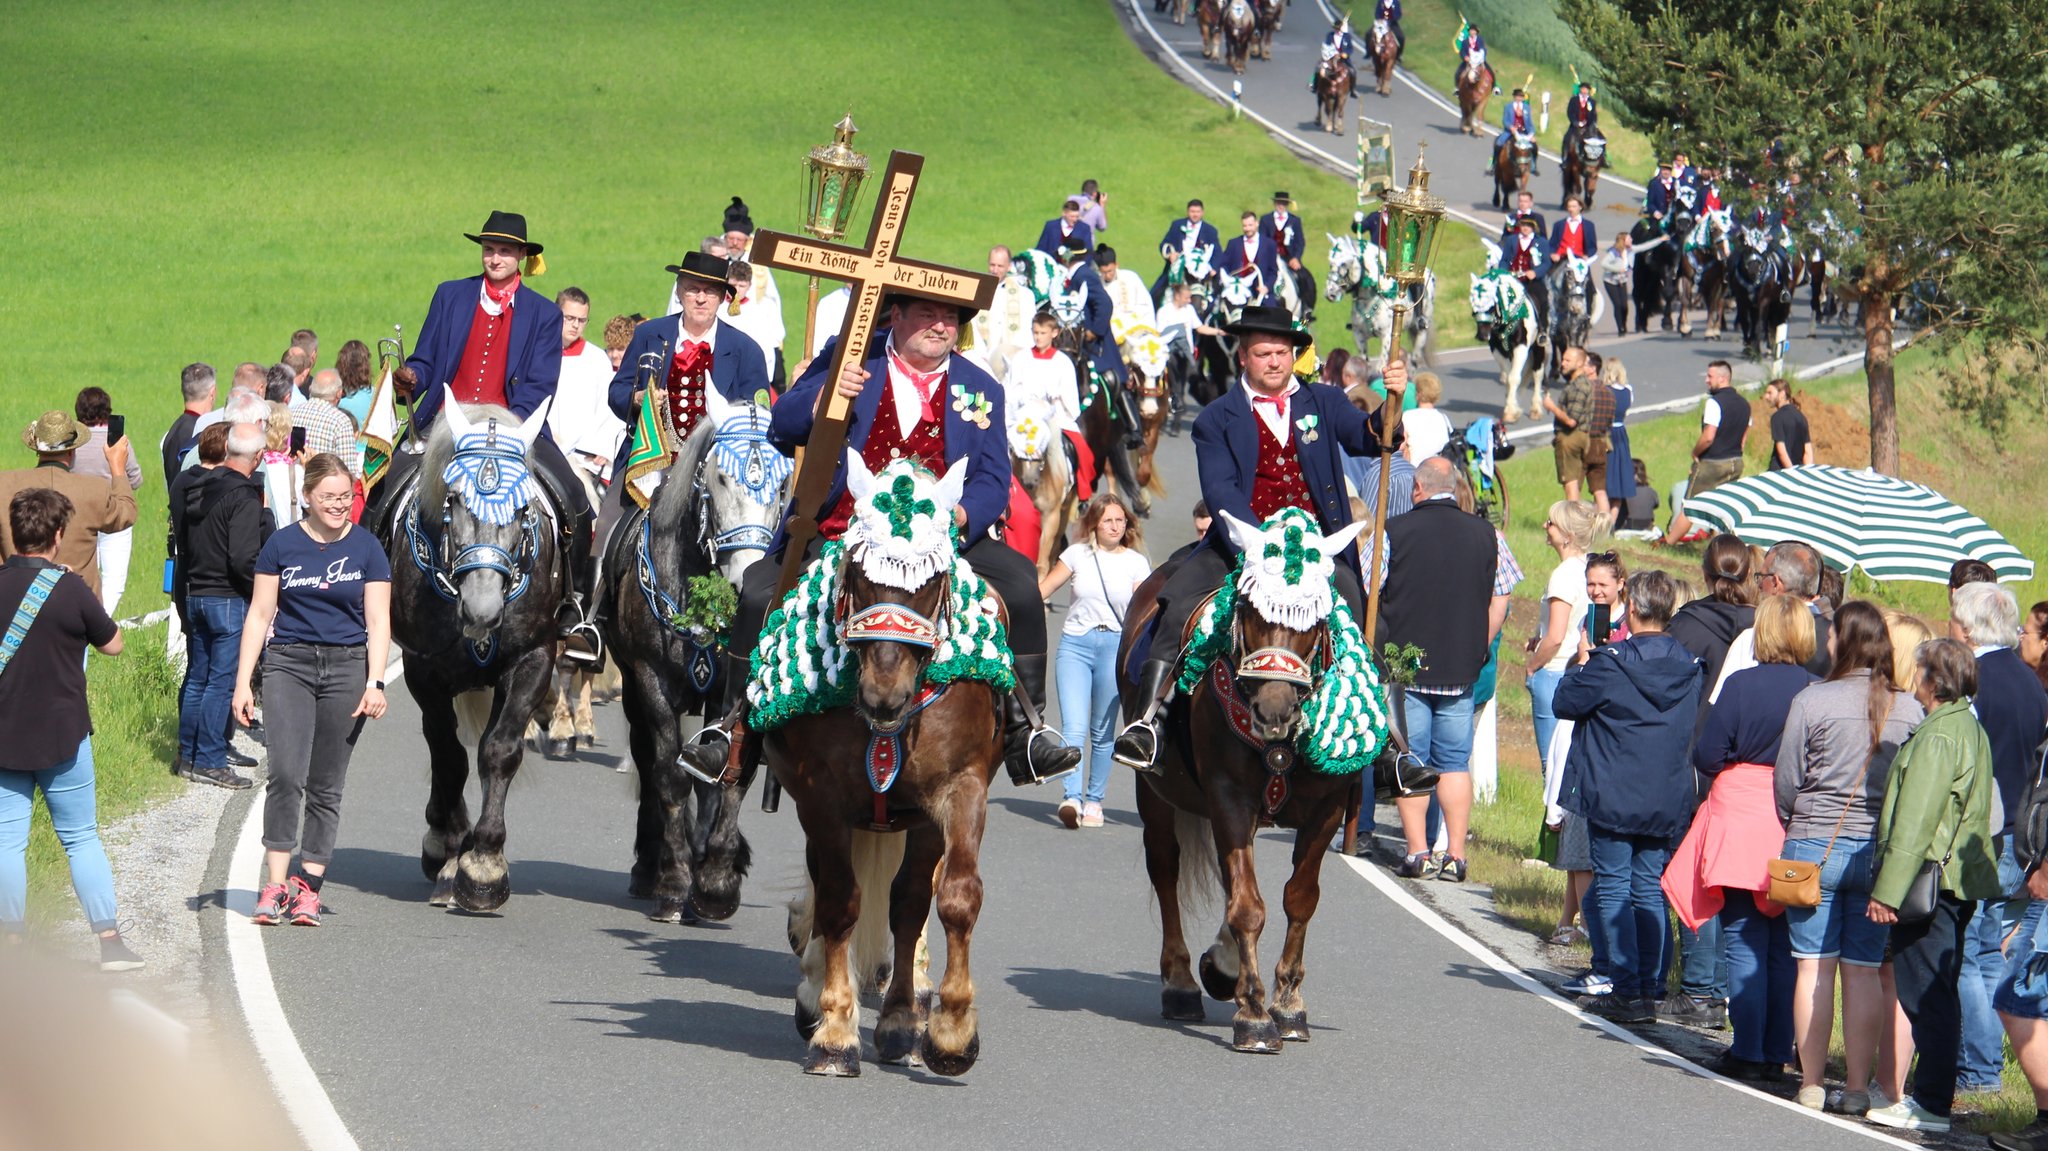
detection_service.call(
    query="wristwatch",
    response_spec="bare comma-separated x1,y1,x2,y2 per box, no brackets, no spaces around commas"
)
369,679,386,691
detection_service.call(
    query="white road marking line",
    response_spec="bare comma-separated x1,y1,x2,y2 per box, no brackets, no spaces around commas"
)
1341,856,1918,1146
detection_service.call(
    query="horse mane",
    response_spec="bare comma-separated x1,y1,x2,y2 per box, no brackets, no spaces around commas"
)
647,417,723,579
417,401,522,513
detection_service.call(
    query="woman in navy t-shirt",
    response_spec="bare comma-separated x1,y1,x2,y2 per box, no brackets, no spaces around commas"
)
232,453,391,926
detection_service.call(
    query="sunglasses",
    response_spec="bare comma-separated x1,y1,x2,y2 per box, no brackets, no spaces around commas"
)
1588,551,1620,565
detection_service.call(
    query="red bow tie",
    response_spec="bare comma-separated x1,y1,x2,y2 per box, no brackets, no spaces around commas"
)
675,340,713,377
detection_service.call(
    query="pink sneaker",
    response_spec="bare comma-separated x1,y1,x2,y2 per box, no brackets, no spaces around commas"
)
1080,802,1105,828
252,883,289,926
286,876,322,927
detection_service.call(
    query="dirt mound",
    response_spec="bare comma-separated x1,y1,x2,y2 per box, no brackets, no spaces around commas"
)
1791,394,1935,481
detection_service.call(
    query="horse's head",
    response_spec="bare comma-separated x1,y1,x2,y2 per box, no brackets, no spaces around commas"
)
1324,234,1361,299
423,388,552,639
1468,271,1502,334
1221,509,1369,742
840,454,969,730
1578,127,1606,166
700,405,790,584
1008,397,1057,488
1219,268,1256,309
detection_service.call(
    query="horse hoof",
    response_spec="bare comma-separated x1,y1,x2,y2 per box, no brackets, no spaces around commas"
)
649,897,698,925
690,890,739,923
795,1000,822,1041
875,1022,923,1065
1232,1018,1285,1053
544,738,574,761
420,852,446,882
428,877,456,907
453,867,510,914
1272,1009,1311,1042
801,1044,861,1078
627,873,654,900
918,1029,980,1077
1162,986,1206,1022
1199,950,1238,1003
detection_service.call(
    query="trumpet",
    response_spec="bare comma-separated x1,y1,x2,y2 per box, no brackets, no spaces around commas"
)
636,338,671,397
377,324,405,377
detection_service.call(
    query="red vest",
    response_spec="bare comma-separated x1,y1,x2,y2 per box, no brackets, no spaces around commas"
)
667,340,714,445
1249,411,1312,520
1557,219,1588,258
450,299,512,408
819,386,947,539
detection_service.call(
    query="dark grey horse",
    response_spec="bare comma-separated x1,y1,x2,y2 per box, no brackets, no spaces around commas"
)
384,392,565,913
602,408,786,923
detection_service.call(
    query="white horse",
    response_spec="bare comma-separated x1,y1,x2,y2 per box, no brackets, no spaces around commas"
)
1468,270,1545,423
1325,233,1435,367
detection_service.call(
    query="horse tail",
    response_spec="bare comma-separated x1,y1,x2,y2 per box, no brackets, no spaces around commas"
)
452,688,494,747
1175,808,1221,913
846,828,906,993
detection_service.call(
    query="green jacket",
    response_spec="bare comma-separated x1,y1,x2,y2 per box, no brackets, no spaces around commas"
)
1873,699,2001,908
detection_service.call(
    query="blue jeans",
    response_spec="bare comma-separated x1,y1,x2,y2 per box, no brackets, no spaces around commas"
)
1994,899,2048,1021
1055,627,1120,805
0,738,119,933
1958,839,2024,1087
1723,890,1795,1062
1679,913,1729,1000
178,594,245,769
1527,667,1563,775
1403,687,1475,851
1588,828,1674,999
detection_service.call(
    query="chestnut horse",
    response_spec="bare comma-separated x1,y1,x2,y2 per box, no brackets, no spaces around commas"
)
1314,55,1353,134
748,457,1008,1077
1198,0,1223,58
1222,0,1257,73
1369,19,1399,95
1253,0,1284,60
1117,512,1383,1052
1457,62,1494,135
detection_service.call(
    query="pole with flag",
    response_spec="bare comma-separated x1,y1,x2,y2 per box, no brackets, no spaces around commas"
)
361,325,405,496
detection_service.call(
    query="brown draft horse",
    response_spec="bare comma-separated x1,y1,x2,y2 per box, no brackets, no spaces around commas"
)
1253,0,1284,60
1562,127,1606,210
1314,55,1353,134
1117,513,1374,1051
757,458,1004,1078
1128,363,1171,504
1369,21,1399,95
1222,0,1257,74
1057,325,1148,517
1198,0,1223,58
1457,62,1494,135
1491,134,1535,208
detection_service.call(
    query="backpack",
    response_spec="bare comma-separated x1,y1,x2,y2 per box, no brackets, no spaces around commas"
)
2014,732,2048,874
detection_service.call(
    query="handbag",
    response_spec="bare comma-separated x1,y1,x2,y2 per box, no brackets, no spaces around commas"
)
1535,820,1561,866
1768,749,1880,909
1894,752,1982,927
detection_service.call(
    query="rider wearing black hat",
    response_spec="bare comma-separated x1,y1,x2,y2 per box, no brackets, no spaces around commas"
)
1113,306,1406,771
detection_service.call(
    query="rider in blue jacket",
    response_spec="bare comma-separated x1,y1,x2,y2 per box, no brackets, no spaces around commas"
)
1491,88,1539,177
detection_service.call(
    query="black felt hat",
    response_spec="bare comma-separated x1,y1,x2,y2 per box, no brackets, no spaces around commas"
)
1224,305,1313,349
665,250,736,297
465,210,542,254
723,196,755,236
1058,235,1094,261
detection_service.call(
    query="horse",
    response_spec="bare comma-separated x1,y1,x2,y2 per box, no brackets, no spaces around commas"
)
1368,18,1399,95
1314,54,1353,134
749,456,1011,1077
1561,125,1606,209
1167,0,1192,24
1324,234,1434,368
1122,325,1173,506
1677,207,1732,339
1007,390,1075,574
1628,217,1674,331
1490,131,1536,208
1053,322,1147,518
1456,62,1494,135
1253,0,1284,58
1468,270,1546,424
534,459,611,760
1729,225,1806,376
601,407,787,923
1222,0,1257,74
1185,278,1235,408
1197,0,1223,58
1116,509,1387,1052
1545,255,1605,373
383,392,565,913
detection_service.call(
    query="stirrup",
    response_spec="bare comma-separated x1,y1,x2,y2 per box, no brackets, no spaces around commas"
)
676,723,732,786
562,619,604,666
1112,720,1163,775
1018,726,1080,786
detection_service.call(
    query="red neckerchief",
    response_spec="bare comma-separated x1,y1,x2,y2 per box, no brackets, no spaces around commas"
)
888,348,946,424
563,338,587,357
483,274,520,309
674,340,713,378
1030,347,1056,360
1252,391,1290,426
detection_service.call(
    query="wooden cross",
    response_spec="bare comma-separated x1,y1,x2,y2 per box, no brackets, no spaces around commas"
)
750,150,998,593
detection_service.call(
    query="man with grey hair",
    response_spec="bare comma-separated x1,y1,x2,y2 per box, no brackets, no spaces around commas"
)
161,362,218,487
296,369,362,477
173,420,272,790
188,386,272,462
264,363,299,406
1949,579,2048,1093
1710,539,1833,697
1379,453,1501,883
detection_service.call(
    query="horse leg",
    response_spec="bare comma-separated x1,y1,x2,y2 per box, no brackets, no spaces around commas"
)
1139,780,1204,1021
876,825,944,1065
797,820,863,1076
453,647,553,913
414,678,472,906
574,669,597,746
920,769,992,1077
623,677,664,901
1502,345,1528,423
1205,809,1280,1053
544,655,576,759
1269,798,1346,1042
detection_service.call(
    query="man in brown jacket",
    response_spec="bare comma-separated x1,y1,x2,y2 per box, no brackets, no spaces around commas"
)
0,411,139,597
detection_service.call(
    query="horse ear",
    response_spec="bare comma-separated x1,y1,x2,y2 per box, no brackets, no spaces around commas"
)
515,396,553,453
441,387,474,439
1323,518,1370,555
1219,511,1265,556
845,449,876,503
933,456,969,513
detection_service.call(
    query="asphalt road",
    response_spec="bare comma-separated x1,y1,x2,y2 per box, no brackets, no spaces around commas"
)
264,429,1892,1150
1113,0,1869,427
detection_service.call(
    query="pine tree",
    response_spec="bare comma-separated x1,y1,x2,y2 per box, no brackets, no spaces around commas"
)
1559,0,2048,473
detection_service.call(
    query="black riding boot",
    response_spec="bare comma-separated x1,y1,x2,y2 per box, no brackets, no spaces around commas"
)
1112,658,1175,775
1004,654,1081,787
1115,384,1146,451
677,652,752,785
558,509,605,666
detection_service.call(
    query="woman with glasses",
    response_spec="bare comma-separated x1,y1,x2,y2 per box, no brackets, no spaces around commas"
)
232,453,391,927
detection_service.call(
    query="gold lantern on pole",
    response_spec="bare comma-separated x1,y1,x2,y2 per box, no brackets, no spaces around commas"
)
797,114,872,355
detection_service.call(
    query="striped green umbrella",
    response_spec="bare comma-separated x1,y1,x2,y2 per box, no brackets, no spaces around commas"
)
1682,465,2035,584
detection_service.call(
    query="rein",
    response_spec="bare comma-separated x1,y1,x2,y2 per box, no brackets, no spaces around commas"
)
834,549,963,829
1206,608,1330,815
401,480,542,666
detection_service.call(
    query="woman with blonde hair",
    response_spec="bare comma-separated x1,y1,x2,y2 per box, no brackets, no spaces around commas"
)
259,402,301,528
1039,493,1149,828
1884,611,1934,692
1601,359,1636,525
1526,500,1600,778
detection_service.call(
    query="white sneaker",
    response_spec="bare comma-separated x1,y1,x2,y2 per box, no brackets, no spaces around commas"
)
1561,970,1612,996
1057,799,1081,829
1865,1098,1950,1132
1079,802,1105,828
1866,1084,1891,1113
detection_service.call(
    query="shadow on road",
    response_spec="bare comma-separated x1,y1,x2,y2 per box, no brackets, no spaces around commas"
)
324,846,645,914
1005,966,1231,1047
557,995,801,1064
598,927,796,1001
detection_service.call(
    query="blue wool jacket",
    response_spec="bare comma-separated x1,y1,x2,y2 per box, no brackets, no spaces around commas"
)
1976,647,2048,835
1693,663,1818,775
405,277,563,431
1555,632,1705,837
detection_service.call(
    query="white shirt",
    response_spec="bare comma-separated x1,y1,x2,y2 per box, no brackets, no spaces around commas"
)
1536,554,1590,673
1105,268,1158,338
1156,300,1199,349
885,339,947,440
1401,407,1454,462
811,287,851,359
1004,350,1083,436
1241,377,1298,441
720,292,781,379
547,340,628,468
1058,542,1152,635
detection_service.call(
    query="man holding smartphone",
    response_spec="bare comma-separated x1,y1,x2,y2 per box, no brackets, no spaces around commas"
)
291,369,360,478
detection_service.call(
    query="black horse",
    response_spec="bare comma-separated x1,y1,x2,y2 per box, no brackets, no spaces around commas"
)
1628,217,1672,332
381,393,566,913
602,412,784,923
1730,225,1805,370
1055,323,1148,516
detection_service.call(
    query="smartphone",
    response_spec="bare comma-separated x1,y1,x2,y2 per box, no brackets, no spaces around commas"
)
1589,602,1613,645
106,413,125,444
289,426,308,454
